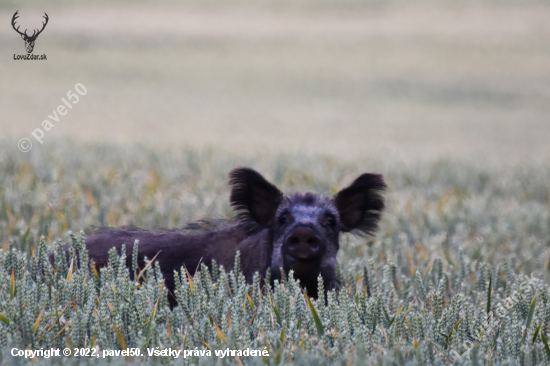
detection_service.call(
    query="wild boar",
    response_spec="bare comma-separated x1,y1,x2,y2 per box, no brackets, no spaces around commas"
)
81,168,386,304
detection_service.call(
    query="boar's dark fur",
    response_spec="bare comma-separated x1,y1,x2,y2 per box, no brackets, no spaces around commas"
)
62,168,386,307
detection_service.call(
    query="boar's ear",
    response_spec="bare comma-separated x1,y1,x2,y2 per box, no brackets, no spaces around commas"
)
229,168,283,227
333,173,386,234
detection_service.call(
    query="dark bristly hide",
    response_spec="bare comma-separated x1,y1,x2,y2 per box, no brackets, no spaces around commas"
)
59,168,386,307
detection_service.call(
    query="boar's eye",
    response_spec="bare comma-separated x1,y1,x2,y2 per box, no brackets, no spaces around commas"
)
278,212,291,226
322,213,337,228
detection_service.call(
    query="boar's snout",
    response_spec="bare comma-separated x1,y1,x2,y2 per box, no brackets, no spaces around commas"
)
284,227,323,260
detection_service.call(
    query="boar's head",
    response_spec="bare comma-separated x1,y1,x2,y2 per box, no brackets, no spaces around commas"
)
229,168,386,298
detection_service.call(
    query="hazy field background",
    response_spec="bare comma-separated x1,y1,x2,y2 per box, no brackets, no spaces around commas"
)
1,1,550,364
1,0,549,160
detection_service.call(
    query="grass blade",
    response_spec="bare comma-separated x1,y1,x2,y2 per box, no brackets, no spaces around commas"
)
33,308,45,335
210,315,227,344
280,325,286,343
273,304,282,325
387,315,396,328
137,251,161,282
10,268,15,299
51,325,67,342
246,293,255,310
90,261,100,280
541,331,550,359
114,326,128,350
526,292,538,328
522,292,538,343
143,301,158,346
66,257,73,282
486,275,492,314
0,313,9,325
304,292,324,337
533,323,542,345
111,285,129,303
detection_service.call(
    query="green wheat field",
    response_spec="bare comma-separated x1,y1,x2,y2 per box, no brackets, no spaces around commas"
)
0,144,549,365
1,0,550,365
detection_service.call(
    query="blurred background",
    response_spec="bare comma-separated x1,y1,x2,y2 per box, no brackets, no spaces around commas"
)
1,0,549,162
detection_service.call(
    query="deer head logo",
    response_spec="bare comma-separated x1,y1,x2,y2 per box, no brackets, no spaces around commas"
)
12,11,49,54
